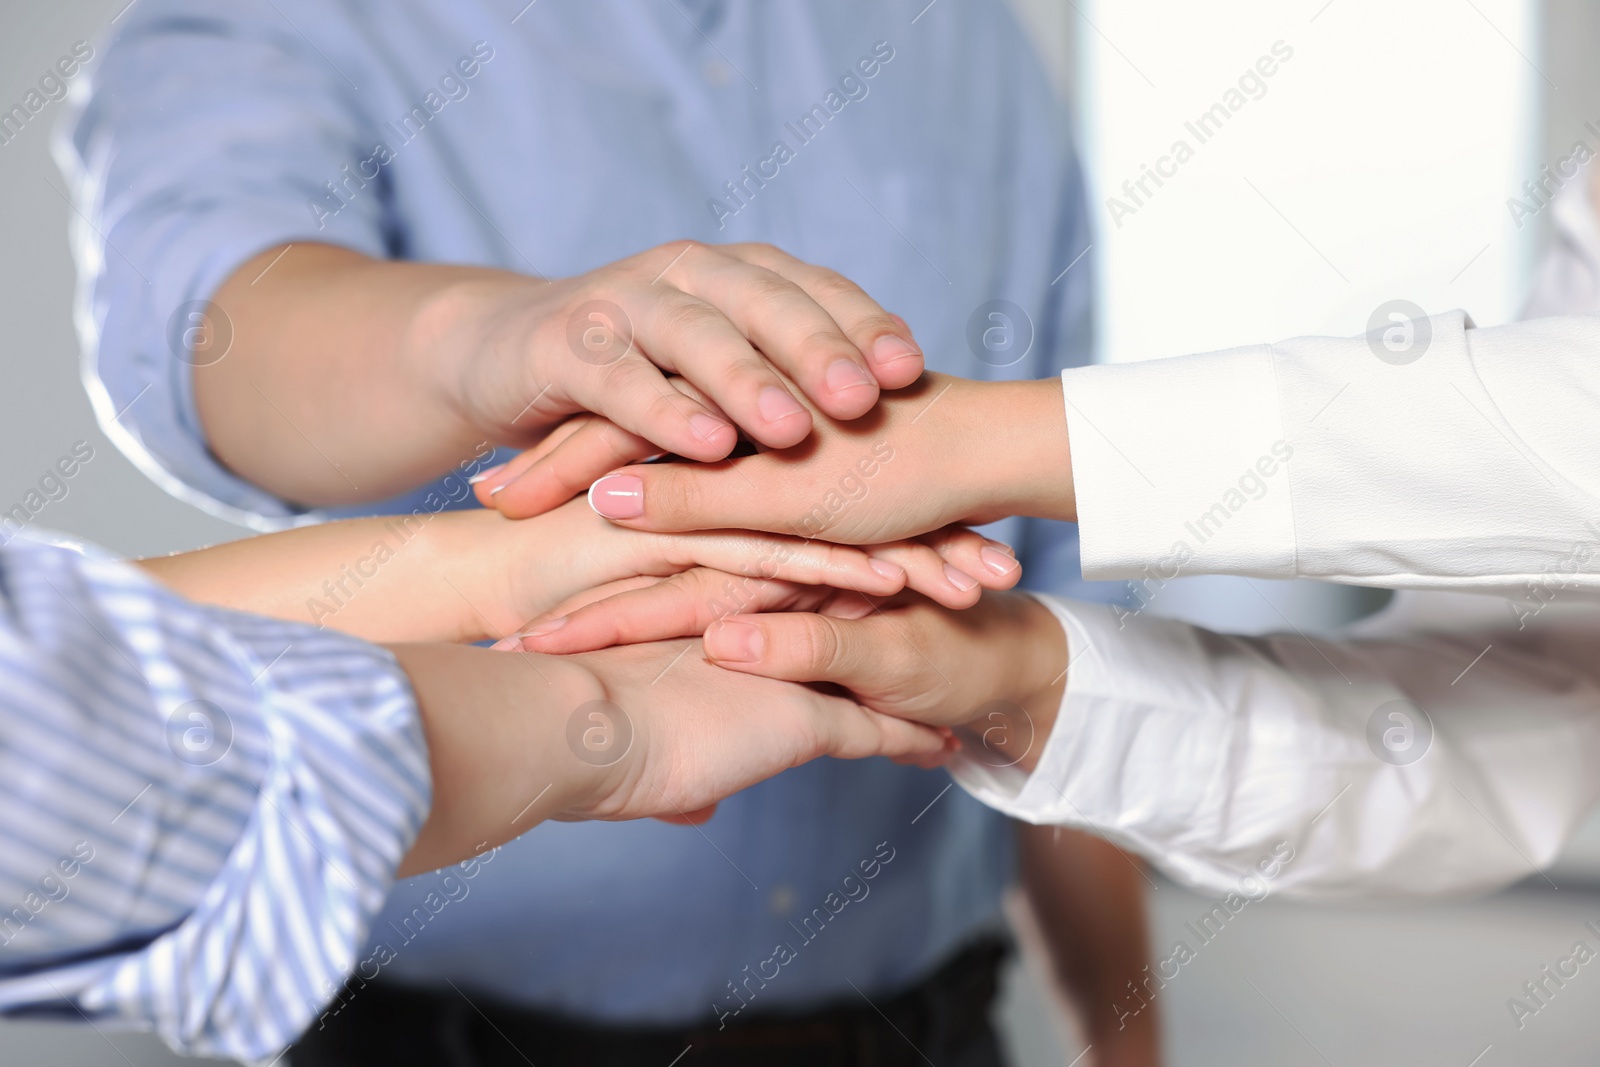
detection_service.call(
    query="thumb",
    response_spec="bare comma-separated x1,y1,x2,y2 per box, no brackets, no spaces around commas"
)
653,804,719,825
703,612,912,701
587,454,827,538
484,417,660,519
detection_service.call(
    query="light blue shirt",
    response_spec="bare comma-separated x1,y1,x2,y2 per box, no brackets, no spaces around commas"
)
63,0,1119,1025
0,534,429,1064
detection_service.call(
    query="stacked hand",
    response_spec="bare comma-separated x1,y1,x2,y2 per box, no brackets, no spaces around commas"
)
468,371,1079,794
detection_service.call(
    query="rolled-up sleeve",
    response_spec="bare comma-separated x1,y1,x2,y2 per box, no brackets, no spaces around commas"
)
56,0,389,527
0,534,428,1064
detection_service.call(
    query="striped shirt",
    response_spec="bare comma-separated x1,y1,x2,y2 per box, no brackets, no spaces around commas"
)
0,532,429,1063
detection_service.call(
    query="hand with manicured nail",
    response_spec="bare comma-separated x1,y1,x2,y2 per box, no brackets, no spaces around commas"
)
206,241,923,507
510,524,1022,653
479,372,1079,538
140,492,945,647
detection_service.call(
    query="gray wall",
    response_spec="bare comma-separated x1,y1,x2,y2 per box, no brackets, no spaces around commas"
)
1,0,243,561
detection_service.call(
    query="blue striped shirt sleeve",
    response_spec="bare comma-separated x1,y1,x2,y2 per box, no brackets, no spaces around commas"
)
0,533,430,1063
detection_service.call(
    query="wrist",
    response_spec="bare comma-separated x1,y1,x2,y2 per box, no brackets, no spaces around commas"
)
953,593,1066,770
953,377,1075,523
393,644,601,876
409,269,561,444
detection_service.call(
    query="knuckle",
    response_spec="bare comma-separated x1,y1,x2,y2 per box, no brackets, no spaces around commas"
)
795,327,855,365
743,269,803,310
647,464,701,523
810,269,866,305
793,615,844,674
656,296,727,342
596,353,653,394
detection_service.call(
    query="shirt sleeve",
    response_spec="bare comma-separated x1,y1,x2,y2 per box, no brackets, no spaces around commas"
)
950,592,1600,899
57,1,389,528
1063,310,1600,596
0,534,429,1064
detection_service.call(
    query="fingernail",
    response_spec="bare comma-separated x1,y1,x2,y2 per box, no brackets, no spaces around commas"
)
490,635,522,651
708,619,764,662
872,334,922,366
469,463,506,485
588,474,644,519
869,558,906,583
758,385,807,424
944,564,978,592
980,546,1018,575
825,358,876,395
983,538,1016,557
524,616,568,637
690,413,732,442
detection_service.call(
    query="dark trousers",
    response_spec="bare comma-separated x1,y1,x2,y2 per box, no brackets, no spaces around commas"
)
291,938,1009,1067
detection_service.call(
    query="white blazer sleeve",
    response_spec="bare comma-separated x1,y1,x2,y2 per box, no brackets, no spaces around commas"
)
1063,310,1600,597
951,592,1600,899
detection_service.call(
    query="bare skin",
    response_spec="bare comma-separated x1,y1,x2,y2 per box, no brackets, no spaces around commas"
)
198,241,925,506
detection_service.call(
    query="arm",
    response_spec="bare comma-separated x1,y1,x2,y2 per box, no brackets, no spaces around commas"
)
521,313,1600,600
65,10,921,513
0,537,942,1060
1018,826,1161,1067
524,578,1600,898
134,496,1008,645
203,241,924,507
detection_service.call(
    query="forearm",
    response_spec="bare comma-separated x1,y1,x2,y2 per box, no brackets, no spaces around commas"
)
392,643,604,878
137,508,522,643
959,596,1600,898
200,243,532,506
963,376,1078,524
1019,825,1160,1065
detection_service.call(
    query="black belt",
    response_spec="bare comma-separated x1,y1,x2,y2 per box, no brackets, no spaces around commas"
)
291,936,1009,1067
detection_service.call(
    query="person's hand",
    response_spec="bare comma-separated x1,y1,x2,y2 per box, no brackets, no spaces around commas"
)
508,524,1024,650
476,373,1077,539
393,640,951,875
561,639,955,823
450,240,925,463
512,577,1065,735
476,499,1023,643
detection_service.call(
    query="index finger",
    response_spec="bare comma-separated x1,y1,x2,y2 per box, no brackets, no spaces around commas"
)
723,242,925,389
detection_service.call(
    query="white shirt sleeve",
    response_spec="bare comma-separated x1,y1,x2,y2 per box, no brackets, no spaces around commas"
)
1062,310,1600,596
951,592,1600,899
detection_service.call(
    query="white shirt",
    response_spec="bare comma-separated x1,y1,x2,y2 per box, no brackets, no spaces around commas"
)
954,175,1600,900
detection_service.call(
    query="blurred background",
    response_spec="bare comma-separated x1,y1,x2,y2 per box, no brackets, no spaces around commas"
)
4,0,1600,1063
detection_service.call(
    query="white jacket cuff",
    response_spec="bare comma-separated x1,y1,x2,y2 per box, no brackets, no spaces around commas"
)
1062,347,1296,582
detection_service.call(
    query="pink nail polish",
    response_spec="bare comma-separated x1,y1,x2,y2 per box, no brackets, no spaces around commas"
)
524,616,568,637
944,564,978,592
869,558,906,583
690,413,732,442
757,386,807,424
825,358,875,395
588,474,644,519
709,619,764,662
980,546,1018,575
872,334,922,366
